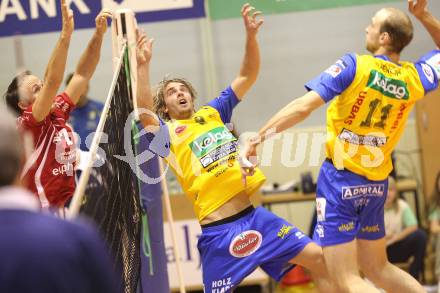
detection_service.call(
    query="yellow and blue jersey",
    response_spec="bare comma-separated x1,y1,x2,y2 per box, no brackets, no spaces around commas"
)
306,50,440,180
307,51,440,247
146,87,266,221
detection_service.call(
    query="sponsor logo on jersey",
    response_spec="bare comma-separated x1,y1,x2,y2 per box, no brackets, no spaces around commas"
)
277,224,293,239
367,70,409,100
54,99,70,113
316,197,327,221
338,128,387,147
229,230,262,258
338,221,355,232
175,125,187,135
190,126,235,158
426,53,440,78
194,116,206,125
422,63,435,84
52,163,74,176
295,231,305,240
199,141,237,168
211,277,233,292
325,59,346,78
341,183,385,200
316,224,324,238
361,224,380,233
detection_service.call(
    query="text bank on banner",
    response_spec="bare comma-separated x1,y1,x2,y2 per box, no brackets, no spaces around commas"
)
0,0,205,37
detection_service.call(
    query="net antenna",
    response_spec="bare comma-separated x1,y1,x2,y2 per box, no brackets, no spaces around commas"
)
113,10,187,293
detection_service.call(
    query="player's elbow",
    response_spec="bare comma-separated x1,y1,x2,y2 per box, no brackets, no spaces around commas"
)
293,101,314,120
294,93,324,118
139,114,160,128
296,107,312,121
44,75,63,89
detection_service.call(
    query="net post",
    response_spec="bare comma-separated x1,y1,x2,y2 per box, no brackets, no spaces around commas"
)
159,159,187,293
112,9,139,119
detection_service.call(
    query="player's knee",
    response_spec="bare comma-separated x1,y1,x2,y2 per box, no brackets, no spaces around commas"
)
307,246,327,273
360,259,389,283
331,275,358,293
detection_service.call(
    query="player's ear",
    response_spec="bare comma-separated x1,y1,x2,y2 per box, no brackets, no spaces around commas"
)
18,100,28,111
379,31,391,46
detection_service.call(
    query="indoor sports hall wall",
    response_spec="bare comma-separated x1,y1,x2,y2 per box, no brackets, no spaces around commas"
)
1,1,438,227
2,1,439,130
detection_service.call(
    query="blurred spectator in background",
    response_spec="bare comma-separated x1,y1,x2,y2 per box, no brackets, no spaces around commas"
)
429,171,440,291
0,106,120,293
385,176,427,282
65,72,103,151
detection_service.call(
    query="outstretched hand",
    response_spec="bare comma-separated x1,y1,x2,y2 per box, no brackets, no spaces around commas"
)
60,0,74,38
241,3,264,38
95,9,113,36
239,137,260,186
408,0,428,19
136,29,154,65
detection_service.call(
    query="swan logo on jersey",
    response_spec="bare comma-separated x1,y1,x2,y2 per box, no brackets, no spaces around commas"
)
229,230,262,258
367,70,409,100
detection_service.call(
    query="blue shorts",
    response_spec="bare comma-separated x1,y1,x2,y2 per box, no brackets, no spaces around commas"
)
313,160,388,247
198,207,312,292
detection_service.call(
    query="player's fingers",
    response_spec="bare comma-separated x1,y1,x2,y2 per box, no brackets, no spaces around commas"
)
101,8,112,15
241,173,247,187
252,11,262,20
138,36,147,47
408,0,415,11
101,11,113,19
241,3,250,15
146,38,154,49
244,6,255,17
60,0,67,16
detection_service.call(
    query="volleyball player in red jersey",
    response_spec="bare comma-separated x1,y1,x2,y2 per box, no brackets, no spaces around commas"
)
4,0,112,210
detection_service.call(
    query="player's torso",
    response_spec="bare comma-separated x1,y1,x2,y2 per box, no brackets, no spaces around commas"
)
20,112,76,206
166,106,240,195
326,55,425,180
165,106,265,220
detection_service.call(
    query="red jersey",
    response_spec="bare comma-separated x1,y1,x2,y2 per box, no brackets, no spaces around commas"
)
19,93,77,208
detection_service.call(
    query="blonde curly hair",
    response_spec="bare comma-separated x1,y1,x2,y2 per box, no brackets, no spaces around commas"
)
153,77,197,121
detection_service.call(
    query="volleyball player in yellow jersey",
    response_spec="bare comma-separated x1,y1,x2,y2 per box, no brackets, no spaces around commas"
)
241,0,440,292
135,3,335,292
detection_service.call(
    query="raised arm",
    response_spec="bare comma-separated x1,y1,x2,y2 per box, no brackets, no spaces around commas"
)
231,3,264,99
240,91,325,176
409,0,440,48
65,9,112,104
32,0,73,122
135,30,158,127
